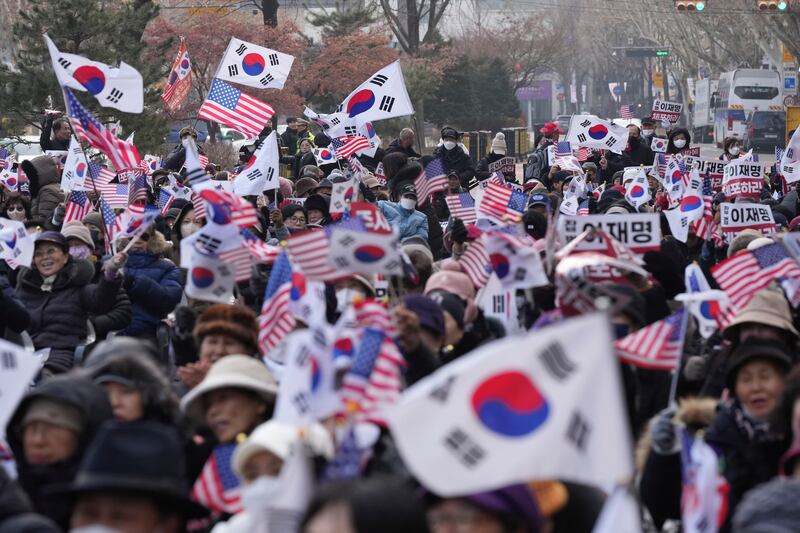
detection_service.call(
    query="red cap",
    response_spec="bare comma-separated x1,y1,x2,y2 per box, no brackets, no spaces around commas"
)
540,121,564,135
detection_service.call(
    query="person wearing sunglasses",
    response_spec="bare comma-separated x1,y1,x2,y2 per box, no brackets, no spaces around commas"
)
117,228,183,350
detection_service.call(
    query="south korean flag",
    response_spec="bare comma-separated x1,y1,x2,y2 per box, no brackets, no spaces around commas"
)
233,131,280,196
217,37,294,89
335,61,414,123
565,115,629,155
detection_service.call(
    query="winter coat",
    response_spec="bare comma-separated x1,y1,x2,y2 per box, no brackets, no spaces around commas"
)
625,137,654,167
163,143,206,172
120,251,183,339
378,201,428,241
38,117,69,152
0,468,60,532
16,259,121,373
417,200,445,260
22,156,63,223
6,375,112,530
432,145,476,188
524,142,553,183
90,287,132,339
281,128,299,155
385,138,421,159
0,274,29,335
476,152,506,180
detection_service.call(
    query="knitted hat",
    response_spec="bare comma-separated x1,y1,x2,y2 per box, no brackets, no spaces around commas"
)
192,304,259,355
294,177,319,198
403,294,445,337
82,212,103,229
733,478,800,533
491,132,507,155
61,221,94,248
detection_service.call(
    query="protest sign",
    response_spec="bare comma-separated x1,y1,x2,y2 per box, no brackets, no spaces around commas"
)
558,213,660,252
691,157,726,191
722,161,764,199
651,99,683,123
488,157,516,175
349,202,392,233
719,202,776,242
681,146,701,157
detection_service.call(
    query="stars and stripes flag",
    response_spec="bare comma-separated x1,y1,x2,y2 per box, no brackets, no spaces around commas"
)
330,136,370,159
127,171,148,205
219,244,253,282
477,180,527,223
97,182,129,208
445,192,476,224
692,172,715,240
198,78,274,137
161,37,192,113
415,158,447,205
63,88,140,171
182,153,209,172
576,147,592,162
354,298,396,334
458,239,492,288
158,188,175,215
258,251,296,356
113,203,159,243
322,426,362,481
63,191,92,224
619,104,634,119
616,308,687,370
99,197,117,254
241,228,281,264
285,228,339,281
191,443,243,515
87,162,116,188
554,141,572,158
712,242,800,309
0,147,11,169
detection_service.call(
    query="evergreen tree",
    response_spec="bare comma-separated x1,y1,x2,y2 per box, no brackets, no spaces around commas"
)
0,0,165,153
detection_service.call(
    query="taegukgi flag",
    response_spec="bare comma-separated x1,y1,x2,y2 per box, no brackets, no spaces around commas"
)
60,137,89,192
233,131,280,196
387,313,633,496
44,34,143,113
565,115,629,154
217,37,294,90
336,61,414,123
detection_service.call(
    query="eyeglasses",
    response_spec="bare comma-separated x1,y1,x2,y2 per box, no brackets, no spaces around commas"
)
288,216,306,223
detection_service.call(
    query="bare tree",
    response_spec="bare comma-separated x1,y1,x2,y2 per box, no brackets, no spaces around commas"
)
378,0,452,55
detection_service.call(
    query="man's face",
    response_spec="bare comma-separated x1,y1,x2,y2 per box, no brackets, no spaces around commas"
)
54,122,71,142
448,175,460,191
71,493,180,533
628,125,639,140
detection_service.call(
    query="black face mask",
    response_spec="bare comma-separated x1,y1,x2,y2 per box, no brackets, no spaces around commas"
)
89,228,104,247
613,323,630,339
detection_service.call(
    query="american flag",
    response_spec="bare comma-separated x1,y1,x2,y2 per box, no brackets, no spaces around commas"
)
458,239,492,288
219,245,253,282
64,191,92,224
692,173,715,240
331,136,370,159
99,197,117,254
616,309,686,370
87,162,116,188
712,242,800,309
575,146,592,162
415,158,447,204
555,141,572,158
97,182,129,208
128,171,148,205
158,188,175,215
619,104,634,119
113,203,159,243
477,180,527,223
258,251,296,355
182,153,209,172
64,88,140,171
285,228,339,281
241,228,281,264
354,298,395,333
445,192,476,224
195,188,258,229
198,78,274,137
0,147,11,169
191,443,243,515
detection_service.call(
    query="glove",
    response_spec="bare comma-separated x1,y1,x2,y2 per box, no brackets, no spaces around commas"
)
683,355,707,382
51,204,66,227
650,407,680,455
174,305,197,334
449,218,468,244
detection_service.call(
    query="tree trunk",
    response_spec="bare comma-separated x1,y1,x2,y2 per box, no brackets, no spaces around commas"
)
262,0,278,27
414,99,425,155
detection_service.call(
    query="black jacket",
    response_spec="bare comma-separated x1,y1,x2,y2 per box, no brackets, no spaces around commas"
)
431,145,476,188
16,260,121,373
385,138,421,159
625,137,654,167
163,143,206,172
281,128,299,155
38,117,69,152
476,152,506,180
0,274,29,336
6,376,112,530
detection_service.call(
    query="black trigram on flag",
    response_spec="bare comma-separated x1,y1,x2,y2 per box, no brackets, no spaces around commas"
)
577,133,587,143
444,428,486,468
58,57,72,70
566,411,591,452
269,53,279,66
106,88,124,104
265,167,275,182
344,126,357,136
259,73,274,86
196,234,223,254
228,64,240,77
370,74,388,86
379,95,395,112
235,43,247,55
492,294,505,314
580,119,592,128
0,351,16,370
330,117,341,126
247,169,263,181
539,342,576,381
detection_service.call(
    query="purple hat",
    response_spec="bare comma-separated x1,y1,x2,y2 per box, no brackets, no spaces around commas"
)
467,485,541,532
402,295,445,337
36,230,68,252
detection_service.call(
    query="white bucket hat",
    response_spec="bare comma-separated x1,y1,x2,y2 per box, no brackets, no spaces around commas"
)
232,420,334,476
180,355,278,424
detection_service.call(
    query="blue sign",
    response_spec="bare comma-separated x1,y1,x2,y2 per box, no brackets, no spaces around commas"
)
612,85,623,96
785,76,796,91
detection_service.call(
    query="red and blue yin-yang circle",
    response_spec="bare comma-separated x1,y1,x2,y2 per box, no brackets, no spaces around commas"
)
242,53,265,76
125,218,144,235
310,357,321,392
587,124,608,140
671,170,683,185
699,300,720,320
365,122,377,138
4,233,17,249
72,65,106,96
199,190,232,224
629,185,646,198
179,54,191,72
471,371,550,438
5,176,17,188
346,89,375,118
290,272,306,301
332,337,354,359
489,253,510,279
353,244,385,263
681,196,702,212
75,162,87,178
343,186,355,202
319,150,334,161
191,266,215,288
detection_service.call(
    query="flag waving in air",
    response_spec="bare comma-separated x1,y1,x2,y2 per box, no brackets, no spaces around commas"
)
45,34,143,113
616,309,687,370
198,78,274,137
233,131,279,196
336,61,414,123
624,168,651,208
162,37,192,113
565,115,629,154
217,37,294,90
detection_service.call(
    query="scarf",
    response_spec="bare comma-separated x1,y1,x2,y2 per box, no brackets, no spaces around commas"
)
40,275,57,292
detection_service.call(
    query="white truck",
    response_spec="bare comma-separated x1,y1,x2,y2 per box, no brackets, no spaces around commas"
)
693,78,718,144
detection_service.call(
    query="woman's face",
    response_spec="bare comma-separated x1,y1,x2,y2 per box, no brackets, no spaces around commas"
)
204,388,267,443
735,359,786,420
304,503,356,533
199,334,250,365
308,209,325,225
428,499,505,533
33,244,69,277
181,212,202,237
300,140,312,154
241,449,283,483
286,211,307,231
102,382,144,422
130,231,151,253
23,421,79,465
5,202,26,221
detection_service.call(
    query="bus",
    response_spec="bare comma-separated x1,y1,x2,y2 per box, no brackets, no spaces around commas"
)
712,69,782,147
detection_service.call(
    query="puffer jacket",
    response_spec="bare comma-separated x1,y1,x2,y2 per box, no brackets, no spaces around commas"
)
5,375,112,530
378,201,428,241
16,259,121,373
22,156,62,223
120,251,183,339
0,274,29,335
432,144,476,188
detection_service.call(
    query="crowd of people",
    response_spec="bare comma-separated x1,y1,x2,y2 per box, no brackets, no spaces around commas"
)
0,109,799,533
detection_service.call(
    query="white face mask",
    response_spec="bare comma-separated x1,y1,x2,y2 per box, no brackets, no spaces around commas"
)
242,476,281,516
6,206,25,221
70,527,124,533
399,197,417,210
181,222,201,237
443,141,456,150
729,146,740,156
673,139,687,149
642,129,654,137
